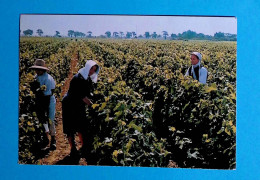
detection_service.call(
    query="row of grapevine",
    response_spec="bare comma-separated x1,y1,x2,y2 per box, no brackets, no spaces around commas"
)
19,38,236,169
19,37,75,163
75,39,236,168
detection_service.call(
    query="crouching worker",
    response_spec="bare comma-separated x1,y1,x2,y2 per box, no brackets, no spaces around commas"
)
30,59,56,150
185,52,208,84
62,60,100,163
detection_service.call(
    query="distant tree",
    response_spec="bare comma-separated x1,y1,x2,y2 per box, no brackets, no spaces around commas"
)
68,30,74,37
204,35,212,40
113,32,119,38
167,31,236,41
170,33,177,40
87,31,92,37
73,31,85,37
162,31,168,39
79,32,85,37
132,31,137,38
55,31,61,37
224,33,237,41
152,32,157,39
105,31,111,38
74,31,79,37
36,29,43,36
75,31,80,37
144,32,150,39
119,31,124,38
181,30,197,39
214,32,225,39
126,32,132,39
23,29,33,36
197,33,205,40
213,32,236,41
138,35,143,38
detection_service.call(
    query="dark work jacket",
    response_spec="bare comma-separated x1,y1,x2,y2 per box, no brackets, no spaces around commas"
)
62,73,94,134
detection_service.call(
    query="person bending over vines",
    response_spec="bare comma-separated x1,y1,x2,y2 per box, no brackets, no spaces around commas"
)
62,60,100,164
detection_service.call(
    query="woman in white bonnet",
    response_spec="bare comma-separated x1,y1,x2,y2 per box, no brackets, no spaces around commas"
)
185,52,208,84
62,60,100,161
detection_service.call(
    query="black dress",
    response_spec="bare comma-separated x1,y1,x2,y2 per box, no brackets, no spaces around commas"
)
62,73,94,136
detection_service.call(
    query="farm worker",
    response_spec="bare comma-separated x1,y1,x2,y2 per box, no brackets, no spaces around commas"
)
62,60,100,161
185,52,208,84
30,59,57,150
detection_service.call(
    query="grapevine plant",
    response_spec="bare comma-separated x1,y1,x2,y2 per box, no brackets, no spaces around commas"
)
19,38,236,169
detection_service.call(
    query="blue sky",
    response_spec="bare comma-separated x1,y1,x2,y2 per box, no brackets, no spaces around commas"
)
20,14,237,37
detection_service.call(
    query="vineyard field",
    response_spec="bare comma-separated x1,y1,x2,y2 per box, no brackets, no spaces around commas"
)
19,37,236,169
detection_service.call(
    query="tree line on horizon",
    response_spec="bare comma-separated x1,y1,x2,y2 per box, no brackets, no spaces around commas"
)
21,29,237,41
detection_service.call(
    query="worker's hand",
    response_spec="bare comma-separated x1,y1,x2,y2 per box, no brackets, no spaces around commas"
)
83,97,93,106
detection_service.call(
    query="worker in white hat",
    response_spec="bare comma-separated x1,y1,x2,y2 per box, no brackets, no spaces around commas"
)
30,59,56,150
185,52,208,84
62,59,100,162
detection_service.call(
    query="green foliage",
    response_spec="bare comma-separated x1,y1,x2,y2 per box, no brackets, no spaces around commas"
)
19,37,236,169
23,29,33,36
19,113,45,164
86,74,169,166
36,29,43,36
19,37,72,163
105,31,111,38
81,39,236,169
153,75,236,169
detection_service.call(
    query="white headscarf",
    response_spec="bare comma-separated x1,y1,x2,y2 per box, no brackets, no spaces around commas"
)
191,52,202,80
78,60,100,83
